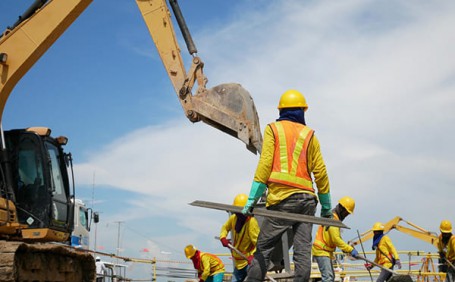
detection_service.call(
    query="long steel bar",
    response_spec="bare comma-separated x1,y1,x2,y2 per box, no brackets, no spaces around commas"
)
190,200,349,229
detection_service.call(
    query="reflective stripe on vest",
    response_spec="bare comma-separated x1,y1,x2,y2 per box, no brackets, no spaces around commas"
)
313,225,336,252
199,253,224,274
268,121,314,191
378,252,393,265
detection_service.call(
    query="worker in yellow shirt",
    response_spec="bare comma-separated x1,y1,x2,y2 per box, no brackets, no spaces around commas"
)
365,222,401,282
437,220,455,281
219,194,260,282
312,196,358,282
242,89,332,282
184,245,225,282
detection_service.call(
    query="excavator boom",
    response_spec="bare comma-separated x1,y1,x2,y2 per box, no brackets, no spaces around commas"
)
348,216,439,248
0,0,93,124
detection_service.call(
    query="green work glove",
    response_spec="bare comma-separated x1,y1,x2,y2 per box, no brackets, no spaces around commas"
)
242,181,266,215
318,192,332,218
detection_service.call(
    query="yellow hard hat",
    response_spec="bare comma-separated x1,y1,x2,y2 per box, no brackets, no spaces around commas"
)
184,244,197,259
277,89,308,111
233,193,248,207
338,196,355,214
440,220,452,233
372,222,385,231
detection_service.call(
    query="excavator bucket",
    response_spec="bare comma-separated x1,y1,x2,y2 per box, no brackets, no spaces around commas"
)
191,83,263,154
135,0,263,154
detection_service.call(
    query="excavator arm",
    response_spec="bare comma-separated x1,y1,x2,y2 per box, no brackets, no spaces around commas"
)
0,0,92,125
1,0,262,154
348,216,439,248
136,0,262,154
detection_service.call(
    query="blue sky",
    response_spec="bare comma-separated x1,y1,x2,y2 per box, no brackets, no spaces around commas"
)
2,0,455,280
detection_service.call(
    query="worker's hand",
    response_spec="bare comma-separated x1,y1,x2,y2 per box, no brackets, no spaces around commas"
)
247,255,254,265
395,259,402,269
364,263,373,270
242,200,255,216
220,237,231,248
242,181,266,215
318,192,332,218
350,248,359,258
321,208,333,218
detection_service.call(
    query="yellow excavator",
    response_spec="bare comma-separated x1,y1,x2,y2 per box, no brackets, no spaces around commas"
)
0,0,262,280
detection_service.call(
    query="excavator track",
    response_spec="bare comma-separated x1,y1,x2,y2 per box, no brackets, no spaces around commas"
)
0,240,95,282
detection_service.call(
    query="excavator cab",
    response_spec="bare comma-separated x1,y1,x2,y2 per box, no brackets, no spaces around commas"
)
3,127,74,241
136,0,263,154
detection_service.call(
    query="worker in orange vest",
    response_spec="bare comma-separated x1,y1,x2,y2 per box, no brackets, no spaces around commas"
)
219,194,260,282
365,222,401,282
184,245,225,282
437,220,455,281
312,196,358,282
242,89,332,282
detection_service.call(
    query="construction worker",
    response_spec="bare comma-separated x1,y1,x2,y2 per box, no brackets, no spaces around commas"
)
219,193,260,282
437,220,455,281
312,196,359,282
242,89,333,282
95,256,107,282
184,244,225,282
365,222,401,282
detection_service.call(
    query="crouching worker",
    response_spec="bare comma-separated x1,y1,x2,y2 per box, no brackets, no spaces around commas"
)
185,244,225,282
312,196,359,282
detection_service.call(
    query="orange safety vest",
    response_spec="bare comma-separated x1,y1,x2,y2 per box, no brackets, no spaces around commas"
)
313,225,336,252
268,121,315,191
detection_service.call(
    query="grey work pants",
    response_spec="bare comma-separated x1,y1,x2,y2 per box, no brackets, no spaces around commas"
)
314,256,335,282
245,193,317,282
376,268,393,282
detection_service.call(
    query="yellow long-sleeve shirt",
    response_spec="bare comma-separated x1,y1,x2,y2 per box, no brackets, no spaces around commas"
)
311,214,353,258
198,252,225,281
254,123,330,206
374,235,400,269
219,214,260,269
438,234,455,262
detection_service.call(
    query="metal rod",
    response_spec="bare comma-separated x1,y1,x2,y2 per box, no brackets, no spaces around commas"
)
356,255,398,275
357,229,374,282
168,0,197,55
191,200,349,229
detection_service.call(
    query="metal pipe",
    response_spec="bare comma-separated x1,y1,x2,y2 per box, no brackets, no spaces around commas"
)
168,0,197,55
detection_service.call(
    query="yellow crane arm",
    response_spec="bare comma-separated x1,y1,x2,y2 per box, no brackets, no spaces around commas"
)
135,0,187,101
348,216,439,248
394,225,439,248
0,0,93,124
